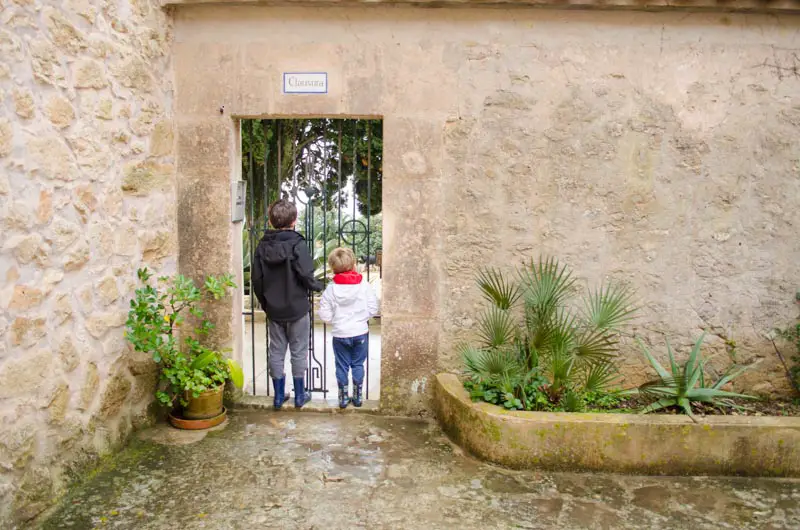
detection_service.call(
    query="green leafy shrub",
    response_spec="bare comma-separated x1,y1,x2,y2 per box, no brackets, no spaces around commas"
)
635,333,756,420
461,257,636,411
582,390,625,412
772,291,800,394
125,268,244,408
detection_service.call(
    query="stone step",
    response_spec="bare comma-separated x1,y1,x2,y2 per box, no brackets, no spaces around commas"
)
233,395,380,414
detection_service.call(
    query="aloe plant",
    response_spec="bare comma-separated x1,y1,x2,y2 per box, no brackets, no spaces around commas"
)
461,257,637,411
636,333,757,420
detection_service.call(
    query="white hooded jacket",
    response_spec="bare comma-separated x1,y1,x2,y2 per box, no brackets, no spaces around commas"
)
317,271,380,338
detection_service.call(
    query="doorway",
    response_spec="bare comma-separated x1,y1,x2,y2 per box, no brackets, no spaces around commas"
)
240,118,383,402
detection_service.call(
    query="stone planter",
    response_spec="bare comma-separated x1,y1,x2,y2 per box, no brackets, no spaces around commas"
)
434,373,800,477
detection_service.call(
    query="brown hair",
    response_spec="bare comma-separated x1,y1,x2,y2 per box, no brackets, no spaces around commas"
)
268,199,297,229
328,247,356,274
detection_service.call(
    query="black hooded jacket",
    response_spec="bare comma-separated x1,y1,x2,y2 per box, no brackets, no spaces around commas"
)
252,230,323,322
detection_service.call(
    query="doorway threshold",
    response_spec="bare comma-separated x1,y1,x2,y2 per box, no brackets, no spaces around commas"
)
234,395,380,414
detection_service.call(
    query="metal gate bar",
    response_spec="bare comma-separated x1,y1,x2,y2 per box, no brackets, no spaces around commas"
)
242,118,382,400
246,119,257,395
365,121,372,398
266,120,281,396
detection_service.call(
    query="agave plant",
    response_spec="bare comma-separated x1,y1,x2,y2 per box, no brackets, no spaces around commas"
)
461,257,636,411
636,333,757,420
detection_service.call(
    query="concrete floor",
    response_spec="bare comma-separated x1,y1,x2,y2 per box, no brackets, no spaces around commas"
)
40,411,800,530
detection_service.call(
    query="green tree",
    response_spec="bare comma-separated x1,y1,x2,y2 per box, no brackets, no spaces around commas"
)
296,209,382,280
241,118,382,229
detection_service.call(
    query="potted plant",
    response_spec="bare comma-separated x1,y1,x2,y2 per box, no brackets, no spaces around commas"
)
125,268,244,429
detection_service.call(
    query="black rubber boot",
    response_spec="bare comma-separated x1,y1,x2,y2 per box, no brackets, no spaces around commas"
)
338,385,350,409
272,377,291,410
293,377,312,409
351,382,363,408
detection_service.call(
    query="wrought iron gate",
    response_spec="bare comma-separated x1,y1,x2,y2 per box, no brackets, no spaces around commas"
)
241,118,382,400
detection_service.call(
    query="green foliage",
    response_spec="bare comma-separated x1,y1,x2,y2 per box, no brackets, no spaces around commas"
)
242,230,253,294
463,379,625,413
635,333,757,420
242,210,382,295
125,268,243,408
227,358,244,389
352,213,382,262
462,256,636,411
477,268,521,310
241,118,383,228
584,283,639,330
241,118,383,299
476,307,516,349
297,210,382,281
773,290,800,394
582,390,625,411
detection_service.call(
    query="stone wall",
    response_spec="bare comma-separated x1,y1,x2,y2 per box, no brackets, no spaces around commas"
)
0,0,174,525
174,6,800,416
165,0,800,15
1,1,798,522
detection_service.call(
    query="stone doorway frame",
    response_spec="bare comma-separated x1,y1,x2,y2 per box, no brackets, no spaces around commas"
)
173,8,444,415
176,112,429,412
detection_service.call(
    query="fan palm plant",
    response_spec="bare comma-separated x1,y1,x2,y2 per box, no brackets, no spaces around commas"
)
462,257,637,411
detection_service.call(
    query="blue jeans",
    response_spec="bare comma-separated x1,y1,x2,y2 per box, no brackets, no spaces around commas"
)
332,333,368,387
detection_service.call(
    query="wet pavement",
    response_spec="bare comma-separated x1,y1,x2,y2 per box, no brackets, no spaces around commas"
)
40,411,800,529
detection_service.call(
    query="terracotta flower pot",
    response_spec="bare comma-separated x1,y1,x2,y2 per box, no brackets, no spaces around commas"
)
169,408,227,430
183,385,224,420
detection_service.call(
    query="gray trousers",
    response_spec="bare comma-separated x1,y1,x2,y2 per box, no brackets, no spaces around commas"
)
268,314,309,380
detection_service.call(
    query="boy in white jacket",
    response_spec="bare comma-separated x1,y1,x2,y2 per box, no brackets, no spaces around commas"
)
318,247,380,408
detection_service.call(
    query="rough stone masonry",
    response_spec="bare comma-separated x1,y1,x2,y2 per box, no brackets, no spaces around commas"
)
3,0,800,527
0,0,175,525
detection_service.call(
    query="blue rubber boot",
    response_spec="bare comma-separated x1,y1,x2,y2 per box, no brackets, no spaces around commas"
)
338,385,350,409
272,377,291,410
293,377,312,409
351,382,363,408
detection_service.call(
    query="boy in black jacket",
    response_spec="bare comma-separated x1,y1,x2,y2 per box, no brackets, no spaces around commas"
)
252,199,323,409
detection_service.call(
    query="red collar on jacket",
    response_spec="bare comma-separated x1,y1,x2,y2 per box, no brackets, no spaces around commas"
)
333,270,362,284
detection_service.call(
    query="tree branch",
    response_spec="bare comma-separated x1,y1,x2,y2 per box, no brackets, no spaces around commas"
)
770,338,800,395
